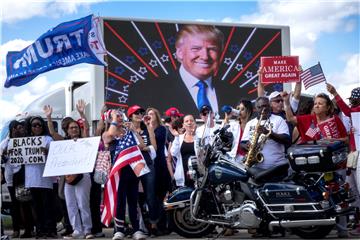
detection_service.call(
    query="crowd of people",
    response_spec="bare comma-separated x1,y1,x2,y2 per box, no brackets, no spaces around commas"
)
1,83,360,239
0,22,359,240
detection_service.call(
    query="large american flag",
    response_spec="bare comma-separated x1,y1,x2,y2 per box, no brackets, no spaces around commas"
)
300,63,326,90
101,130,145,226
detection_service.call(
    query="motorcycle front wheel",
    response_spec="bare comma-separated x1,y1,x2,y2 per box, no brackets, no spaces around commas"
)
291,225,334,239
169,206,215,238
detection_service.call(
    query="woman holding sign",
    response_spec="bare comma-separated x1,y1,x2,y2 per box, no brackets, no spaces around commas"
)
62,119,94,239
24,116,57,239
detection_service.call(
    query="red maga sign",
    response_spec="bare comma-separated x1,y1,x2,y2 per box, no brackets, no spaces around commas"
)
260,56,300,83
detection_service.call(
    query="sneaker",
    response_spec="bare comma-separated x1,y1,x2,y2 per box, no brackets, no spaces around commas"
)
112,232,125,240
63,231,85,239
132,231,146,240
93,232,105,238
85,233,94,239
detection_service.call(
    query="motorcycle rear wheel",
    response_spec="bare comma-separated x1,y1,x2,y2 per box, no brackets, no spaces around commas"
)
291,225,334,239
169,207,215,238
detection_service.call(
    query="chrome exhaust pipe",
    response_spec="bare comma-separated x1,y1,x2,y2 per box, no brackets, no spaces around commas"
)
269,218,336,231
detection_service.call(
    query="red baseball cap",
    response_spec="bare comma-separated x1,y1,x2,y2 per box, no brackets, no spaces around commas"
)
127,105,145,117
165,107,184,117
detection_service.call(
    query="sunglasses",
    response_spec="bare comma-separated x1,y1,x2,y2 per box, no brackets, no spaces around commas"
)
201,111,209,116
134,110,145,115
272,99,284,103
31,123,42,128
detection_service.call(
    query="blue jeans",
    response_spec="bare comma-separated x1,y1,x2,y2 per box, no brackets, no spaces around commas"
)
140,162,160,224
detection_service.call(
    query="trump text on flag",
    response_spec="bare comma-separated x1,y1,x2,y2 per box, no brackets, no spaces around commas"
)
260,56,300,83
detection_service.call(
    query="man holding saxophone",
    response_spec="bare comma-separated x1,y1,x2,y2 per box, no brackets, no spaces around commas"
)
241,97,290,169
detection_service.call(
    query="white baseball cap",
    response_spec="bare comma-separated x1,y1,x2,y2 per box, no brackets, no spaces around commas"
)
268,91,281,100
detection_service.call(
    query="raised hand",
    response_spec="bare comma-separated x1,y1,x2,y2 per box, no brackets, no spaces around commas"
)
76,99,86,115
326,83,338,96
43,105,53,118
100,104,108,115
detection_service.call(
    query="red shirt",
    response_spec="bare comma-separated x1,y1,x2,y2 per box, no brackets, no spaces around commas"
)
335,95,360,151
296,114,347,144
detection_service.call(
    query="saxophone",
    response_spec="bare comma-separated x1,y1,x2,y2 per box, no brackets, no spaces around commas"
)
244,109,272,168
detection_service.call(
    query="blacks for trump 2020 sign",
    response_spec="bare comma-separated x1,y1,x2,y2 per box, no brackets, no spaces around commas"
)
7,136,46,165
102,18,289,116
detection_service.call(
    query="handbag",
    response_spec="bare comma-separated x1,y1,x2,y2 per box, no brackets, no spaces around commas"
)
94,150,111,184
347,151,359,169
15,184,32,202
65,174,83,185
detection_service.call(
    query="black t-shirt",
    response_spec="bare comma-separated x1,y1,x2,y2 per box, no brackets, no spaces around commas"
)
139,128,153,165
180,141,195,176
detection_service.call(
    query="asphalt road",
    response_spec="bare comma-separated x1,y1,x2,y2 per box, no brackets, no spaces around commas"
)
3,228,359,240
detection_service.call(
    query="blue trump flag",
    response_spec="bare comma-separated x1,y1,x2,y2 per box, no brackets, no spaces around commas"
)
5,14,107,88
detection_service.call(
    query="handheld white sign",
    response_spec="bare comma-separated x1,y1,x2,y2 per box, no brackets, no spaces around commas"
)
43,136,101,177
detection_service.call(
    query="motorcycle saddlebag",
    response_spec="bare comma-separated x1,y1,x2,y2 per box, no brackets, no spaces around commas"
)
258,183,325,219
287,140,347,172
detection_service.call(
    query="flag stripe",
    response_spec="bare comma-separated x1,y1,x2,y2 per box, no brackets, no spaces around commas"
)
300,63,326,90
101,131,145,226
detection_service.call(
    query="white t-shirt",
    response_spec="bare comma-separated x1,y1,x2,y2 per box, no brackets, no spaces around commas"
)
195,123,221,154
0,137,21,187
242,114,289,169
25,135,55,189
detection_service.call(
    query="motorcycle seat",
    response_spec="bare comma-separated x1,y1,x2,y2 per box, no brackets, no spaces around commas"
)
248,163,289,182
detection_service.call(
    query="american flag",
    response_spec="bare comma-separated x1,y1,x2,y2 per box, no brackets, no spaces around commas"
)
300,63,326,90
101,130,145,226
305,124,320,139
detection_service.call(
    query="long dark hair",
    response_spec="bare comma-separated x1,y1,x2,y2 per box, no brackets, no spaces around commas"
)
237,99,253,122
8,120,25,138
26,116,49,136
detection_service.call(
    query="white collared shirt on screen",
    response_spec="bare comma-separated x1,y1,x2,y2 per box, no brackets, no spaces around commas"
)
179,65,219,113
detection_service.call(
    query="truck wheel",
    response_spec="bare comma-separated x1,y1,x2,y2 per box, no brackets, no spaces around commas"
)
291,225,334,239
169,207,215,238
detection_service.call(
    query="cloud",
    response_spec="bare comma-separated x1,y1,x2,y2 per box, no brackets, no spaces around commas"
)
328,53,360,99
223,0,359,65
0,0,103,23
0,65,90,130
0,39,34,99
303,53,359,99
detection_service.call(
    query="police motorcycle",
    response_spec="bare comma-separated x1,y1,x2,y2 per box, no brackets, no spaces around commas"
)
164,110,355,239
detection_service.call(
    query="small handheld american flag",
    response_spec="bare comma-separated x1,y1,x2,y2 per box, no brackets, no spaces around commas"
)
300,63,326,90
